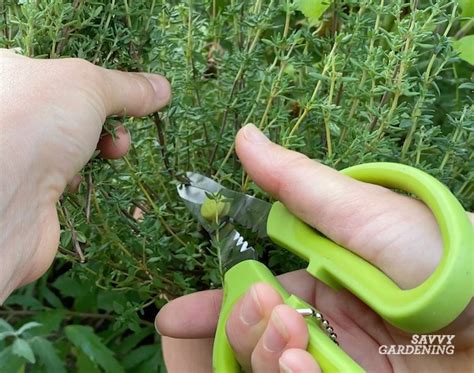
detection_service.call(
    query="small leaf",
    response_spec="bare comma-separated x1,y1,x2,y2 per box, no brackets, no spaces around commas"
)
122,345,157,369
30,337,66,373
453,35,474,65
0,319,14,333
0,319,15,342
0,345,26,372
34,310,65,334
12,338,35,363
53,275,86,298
458,82,474,90
77,349,101,373
0,330,16,341
17,321,42,336
295,0,332,23
65,325,124,373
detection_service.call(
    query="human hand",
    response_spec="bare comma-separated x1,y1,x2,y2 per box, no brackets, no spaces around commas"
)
0,50,170,302
156,124,474,372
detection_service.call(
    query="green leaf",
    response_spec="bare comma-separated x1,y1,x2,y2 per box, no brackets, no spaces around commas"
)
77,349,101,373
53,275,85,298
30,337,66,373
122,345,158,369
0,345,26,372
458,82,474,90
65,325,124,373
4,294,43,309
453,35,474,65
295,0,331,23
0,330,16,341
12,338,35,364
17,322,42,336
0,318,14,332
34,310,65,334
0,318,15,342
116,327,154,355
459,0,474,17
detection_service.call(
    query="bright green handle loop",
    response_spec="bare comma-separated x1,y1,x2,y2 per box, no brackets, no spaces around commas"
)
267,162,474,333
213,260,364,372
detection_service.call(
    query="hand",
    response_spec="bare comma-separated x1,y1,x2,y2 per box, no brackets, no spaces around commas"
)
0,50,170,302
156,124,474,372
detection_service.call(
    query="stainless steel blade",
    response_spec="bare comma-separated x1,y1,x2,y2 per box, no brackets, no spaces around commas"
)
177,182,257,271
213,223,257,272
176,183,215,234
184,172,271,237
177,172,268,270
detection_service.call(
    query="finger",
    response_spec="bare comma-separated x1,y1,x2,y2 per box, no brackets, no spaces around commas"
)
51,58,171,118
156,289,223,338
155,270,315,339
66,174,82,193
99,67,171,117
226,283,283,371
251,305,308,373
97,124,131,159
235,124,442,288
279,349,321,373
162,337,213,373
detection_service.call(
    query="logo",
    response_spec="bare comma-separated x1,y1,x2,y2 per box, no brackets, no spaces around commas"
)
379,335,455,355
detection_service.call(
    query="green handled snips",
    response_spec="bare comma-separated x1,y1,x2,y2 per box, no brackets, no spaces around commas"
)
177,162,473,372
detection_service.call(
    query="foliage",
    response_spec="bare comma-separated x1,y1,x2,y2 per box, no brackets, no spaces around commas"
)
0,0,473,370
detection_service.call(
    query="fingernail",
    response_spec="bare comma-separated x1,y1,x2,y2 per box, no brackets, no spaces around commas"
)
154,316,162,336
263,312,288,353
155,327,162,336
279,358,293,373
240,286,262,325
242,123,270,144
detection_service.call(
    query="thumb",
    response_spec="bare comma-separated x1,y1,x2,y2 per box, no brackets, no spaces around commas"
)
235,124,442,289
45,58,171,118
98,67,171,117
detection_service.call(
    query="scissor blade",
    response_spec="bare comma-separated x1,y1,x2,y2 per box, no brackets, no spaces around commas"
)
225,192,271,238
184,172,271,238
176,183,214,233
177,179,257,271
214,225,258,272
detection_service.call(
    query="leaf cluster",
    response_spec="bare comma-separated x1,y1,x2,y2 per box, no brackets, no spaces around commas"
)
0,0,472,370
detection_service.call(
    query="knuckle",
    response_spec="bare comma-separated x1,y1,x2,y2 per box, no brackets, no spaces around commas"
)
56,58,105,92
58,58,98,78
131,75,155,113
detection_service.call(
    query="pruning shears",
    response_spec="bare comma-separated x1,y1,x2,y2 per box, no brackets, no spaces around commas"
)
177,162,473,372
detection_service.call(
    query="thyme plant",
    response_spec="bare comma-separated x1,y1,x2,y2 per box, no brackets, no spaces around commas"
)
0,0,472,370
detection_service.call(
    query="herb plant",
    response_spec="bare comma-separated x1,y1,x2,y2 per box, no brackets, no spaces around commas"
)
0,0,472,370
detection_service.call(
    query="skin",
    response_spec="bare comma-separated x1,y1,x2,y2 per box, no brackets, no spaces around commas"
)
156,126,474,372
0,50,171,301
0,50,472,372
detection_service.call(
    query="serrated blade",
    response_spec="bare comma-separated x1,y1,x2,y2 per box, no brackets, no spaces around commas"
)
183,172,272,237
177,177,258,271
214,224,257,272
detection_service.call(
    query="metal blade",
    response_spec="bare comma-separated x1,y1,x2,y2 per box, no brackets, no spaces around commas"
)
183,172,271,237
177,172,267,271
176,183,215,234
213,223,257,272
177,182,257,271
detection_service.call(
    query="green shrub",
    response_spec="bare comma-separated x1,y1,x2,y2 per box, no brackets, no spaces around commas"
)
0,0,472,370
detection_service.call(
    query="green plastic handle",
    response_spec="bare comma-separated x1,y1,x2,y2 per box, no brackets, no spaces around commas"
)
213,260,364,372
267,162,473,333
